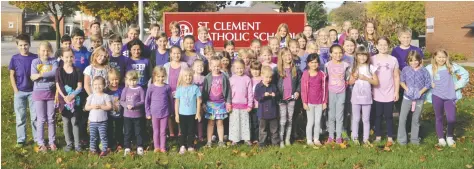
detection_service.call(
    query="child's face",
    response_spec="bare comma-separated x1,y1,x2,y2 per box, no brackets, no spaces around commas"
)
283,52,293,65
198,30,208,41
130,45,141,58
250,43,261,54
318,31,328,44
93,80,105,93
151,27,160,37
170,48,181,62
38,45,50,60
250,69,261,77
72,36,84,47
128,30,139,40
61,51,74,66
95,51,107,65
303,26,312,38
376,39,389,54
343,41,355,55
398,33,411,47
92,40,102,48
262,73,272,85
221,57,230,69
329,31,338,42
61,41,71,48
242,54,250,65
210,60,221,74
109,75,119,87
155,73,165,84
16,40,30,54
278,27,288,37
297,38,306,49
330,47,343,61
184,73,193,84
409,58,421,69
184,38,194,51
233,63,245,76
366,23,375,35
248,55,257,63
289,43,299,55
356,54,368,65
261,51,272,63
434,53,447,66
90,24,100,35
170,26,179,36
204,52,214,60
349,29,359,40
307,59,319,71
110,42,122,55
193,62,204,74
157,37,168,50
269,39,279,52
225,45,235,55
127,78,138,87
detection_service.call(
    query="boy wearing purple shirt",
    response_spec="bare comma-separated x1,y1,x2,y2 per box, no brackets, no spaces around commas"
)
9,34,38,147
108,34,130,86
71,29,91,72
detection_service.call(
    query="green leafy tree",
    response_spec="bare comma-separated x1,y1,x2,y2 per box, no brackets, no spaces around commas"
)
144,1,177,24
275,1,310,12
328,2,366,30
305,1,327,30
10,1,79,49
79,2,138,37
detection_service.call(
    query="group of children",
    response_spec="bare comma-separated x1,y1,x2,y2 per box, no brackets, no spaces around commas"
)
9,20,469,157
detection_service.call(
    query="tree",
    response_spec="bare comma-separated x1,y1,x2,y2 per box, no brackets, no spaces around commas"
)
10,1,79,49
328,2,366,30
144,1,177,24
366,1,425,45
275,1,310,12
305,1,327,30
79,2,138,37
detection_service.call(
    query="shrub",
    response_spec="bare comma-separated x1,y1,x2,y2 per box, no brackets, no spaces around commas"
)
33,32,41,40
451,53,467,61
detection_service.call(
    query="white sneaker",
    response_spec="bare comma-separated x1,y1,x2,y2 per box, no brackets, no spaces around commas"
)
446,137,456,147
211,135,217,142
179,146,186,155
280,142,285,148
438,138,447,147
137,147,144,156
124,148,131,156
307,140,314,146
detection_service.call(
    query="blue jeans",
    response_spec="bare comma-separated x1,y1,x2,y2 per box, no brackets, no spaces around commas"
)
14,91,37,143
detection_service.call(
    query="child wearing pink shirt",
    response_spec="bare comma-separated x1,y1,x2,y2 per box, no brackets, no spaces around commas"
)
249,61,262,144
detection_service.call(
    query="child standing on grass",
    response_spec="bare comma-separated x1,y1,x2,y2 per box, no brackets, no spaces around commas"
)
203,56,232,148
301,54,327,146
55,48,84,152
32,42,58,152
229,59,254,146
84,76,113,157
120,71,146,156
192,60,206,142
249,61,263,144
175,68,202,154
145,66,173,153
126,39,150,89
324,45,351,144
104,69,124,151
425,49,469,147
276,48,301,148
397,51,431,145
348,47,378,145
255,66,280,147
371,37,400,144
10,34,38,148
84,47,110,95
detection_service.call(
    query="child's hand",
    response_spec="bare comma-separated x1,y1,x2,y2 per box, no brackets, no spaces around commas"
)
127,105,133,110
246,108,252,113
264,92,270,96
394,93,399,102
431,82,435,88
195,114,201,122
172,91,176,97
175,115,180,123
271,92,276,97
294,92,299,100
359,75,369,81
146,116,151,120
323,104,327,110
226,103,232,112
303,103,309,110
94,105,101,109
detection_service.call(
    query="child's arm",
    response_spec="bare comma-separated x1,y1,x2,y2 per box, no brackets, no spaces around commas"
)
294,70,302,99
119,87,128,108
84,96,93,111
175,98,180,123
196,97,202,122
454,64,469,90
133,88,146,109
247,79,254,111
10,70,18,93
30,60,41,81
145,88,152,118
100,95,113,111
393,67,400,101
254,85,266,101
41,61,58,78
84,75,92,95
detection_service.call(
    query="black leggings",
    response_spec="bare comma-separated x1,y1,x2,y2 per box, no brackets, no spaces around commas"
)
179,115,196,148
374,101,394,138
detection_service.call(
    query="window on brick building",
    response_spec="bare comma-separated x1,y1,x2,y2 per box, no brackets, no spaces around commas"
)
8,22,14,28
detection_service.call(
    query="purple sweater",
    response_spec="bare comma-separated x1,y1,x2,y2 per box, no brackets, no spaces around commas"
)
145,84,172,118
31,58,58,100
120,86,145,118
401,66,431,100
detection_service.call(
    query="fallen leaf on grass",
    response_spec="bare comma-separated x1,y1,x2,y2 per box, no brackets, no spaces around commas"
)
56,158,62,164
197,153,204,161
319,161,328,168
34,146,39,153
105,163,111,168
2,161,7,166
303,162,308,167
434,145,443,151
419,156,426,162
385,141,393,147
457,136,466,143
466,164,473,169
240,152,248,158
383,146,391,152
216,160,222,169
232,149,239,155
339,143,347,149
353,162,363,169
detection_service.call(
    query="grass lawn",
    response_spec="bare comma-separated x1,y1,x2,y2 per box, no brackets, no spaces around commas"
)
1,66,474,169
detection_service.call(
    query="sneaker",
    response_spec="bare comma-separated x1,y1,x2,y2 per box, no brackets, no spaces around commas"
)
137,147,144,156
99,151,108,157
160,149,167,153
15,142,25,148
218,141,226,148
231,142,238,146
246,141,253,146
211,135,217,142
179,146,186,155
124,148,131,156
336,138,343,144
39,145,48,152
285,139,291,146
327,137,334,144
314,140,322,146
353,139,360,145
363,140,371,145
116,145,123,151
446,137,455,147
154,149,160,153
206,142,212,148
75,146,82,152
188,147,195,152
280,142,285,148
224,135,229,141
307,141,314,146
64,145,73,152
49,144,57,151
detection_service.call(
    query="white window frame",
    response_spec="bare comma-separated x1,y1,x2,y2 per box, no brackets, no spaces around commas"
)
8,22,14,28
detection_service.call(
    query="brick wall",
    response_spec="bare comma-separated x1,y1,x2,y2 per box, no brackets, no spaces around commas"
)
425,2,474,60
1,12,23,36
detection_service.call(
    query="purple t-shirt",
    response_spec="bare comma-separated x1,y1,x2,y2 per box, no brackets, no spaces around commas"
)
432,66,456,100
120,86,145,118
194,40,213,56
145,84,172,118
193,75,205,91
209,74,224,103
391,45,424,70
169,67,181,92
168,37,182,48
122,43,151,59
109,55,129,80
72,46,91,72
181,53,199,67
9,53,38,92
283,68,293,100
31,58,58,101
319,47,330,71
155,50,169,67
308,73,325,104
126,58,150,88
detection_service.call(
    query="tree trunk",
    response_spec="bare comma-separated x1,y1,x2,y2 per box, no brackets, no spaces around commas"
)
54,16,61,50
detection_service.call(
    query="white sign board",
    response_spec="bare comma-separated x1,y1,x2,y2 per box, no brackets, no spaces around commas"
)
427,17,434,33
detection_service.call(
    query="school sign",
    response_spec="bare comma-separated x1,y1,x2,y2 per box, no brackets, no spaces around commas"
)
163,12,306,48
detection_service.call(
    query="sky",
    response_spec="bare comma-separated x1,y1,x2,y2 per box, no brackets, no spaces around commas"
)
227,1,344,12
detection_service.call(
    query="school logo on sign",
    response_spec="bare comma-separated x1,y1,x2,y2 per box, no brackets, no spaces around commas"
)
178,20,194,37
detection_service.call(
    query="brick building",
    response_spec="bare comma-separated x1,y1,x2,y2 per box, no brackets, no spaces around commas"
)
425,2,474,60
1,1,23,38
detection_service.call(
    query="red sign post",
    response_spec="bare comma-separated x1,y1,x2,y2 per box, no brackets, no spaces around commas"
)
163,12,306,49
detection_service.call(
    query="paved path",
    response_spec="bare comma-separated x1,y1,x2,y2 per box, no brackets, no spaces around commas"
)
1,41,57,66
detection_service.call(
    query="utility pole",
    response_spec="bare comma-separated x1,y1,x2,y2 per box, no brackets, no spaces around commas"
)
138,0,144,40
